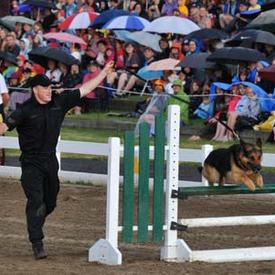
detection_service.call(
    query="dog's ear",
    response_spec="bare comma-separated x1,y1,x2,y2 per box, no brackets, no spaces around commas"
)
256,138,262,148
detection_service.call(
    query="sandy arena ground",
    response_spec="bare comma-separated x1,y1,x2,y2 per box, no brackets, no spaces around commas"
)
1,179,275,274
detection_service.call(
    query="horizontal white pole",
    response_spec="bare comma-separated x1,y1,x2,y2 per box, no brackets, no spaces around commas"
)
192,246,275,263
179,215,275,228
1,137,275,166
117,225,168,232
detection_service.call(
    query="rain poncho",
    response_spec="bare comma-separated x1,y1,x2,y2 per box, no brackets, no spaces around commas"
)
166,79,190,125
135,92,168,136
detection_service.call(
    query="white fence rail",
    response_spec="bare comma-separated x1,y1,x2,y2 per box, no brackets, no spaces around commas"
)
0,136,274,185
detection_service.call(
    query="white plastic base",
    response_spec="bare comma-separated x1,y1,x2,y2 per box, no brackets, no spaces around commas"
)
161,239,191,262
161,239,275,263
88,239,122,265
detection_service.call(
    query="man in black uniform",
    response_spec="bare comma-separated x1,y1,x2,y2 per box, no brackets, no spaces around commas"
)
0,61,114,260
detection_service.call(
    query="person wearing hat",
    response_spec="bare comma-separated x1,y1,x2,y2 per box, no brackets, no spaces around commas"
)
140,79,168,135
167,79,190,125
0,61,114,260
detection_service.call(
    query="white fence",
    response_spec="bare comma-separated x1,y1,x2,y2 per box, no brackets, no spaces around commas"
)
0,136,274,185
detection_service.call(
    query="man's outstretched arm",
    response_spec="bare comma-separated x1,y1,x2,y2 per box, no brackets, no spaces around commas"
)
79,61,114,98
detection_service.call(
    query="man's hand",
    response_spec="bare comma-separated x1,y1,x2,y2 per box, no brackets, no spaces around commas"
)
0,123,8,135
103,61,115,75
80,61,114,98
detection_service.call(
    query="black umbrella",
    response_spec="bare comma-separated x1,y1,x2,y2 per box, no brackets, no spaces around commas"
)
179,53,217,69
225,29,275,46
246,9,275,33
0,51,18,66
0,19,16,32
22,0,54,9
184,28,228,41
207,47,265,64
29,47,78,68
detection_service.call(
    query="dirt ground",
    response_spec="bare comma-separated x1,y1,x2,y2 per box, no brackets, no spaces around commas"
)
2,179,275,274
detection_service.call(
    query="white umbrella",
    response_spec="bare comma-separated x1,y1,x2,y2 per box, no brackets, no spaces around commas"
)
143,16,200,35
127,31,162,52
2,16,35,26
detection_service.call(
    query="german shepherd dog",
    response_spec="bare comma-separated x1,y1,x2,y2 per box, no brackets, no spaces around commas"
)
201,138,263,191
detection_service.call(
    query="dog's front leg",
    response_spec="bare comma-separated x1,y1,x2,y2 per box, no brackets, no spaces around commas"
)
255,173,264,189
241,175,256,191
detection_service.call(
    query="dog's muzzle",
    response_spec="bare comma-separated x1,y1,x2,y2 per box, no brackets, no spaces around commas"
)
249,163,262,173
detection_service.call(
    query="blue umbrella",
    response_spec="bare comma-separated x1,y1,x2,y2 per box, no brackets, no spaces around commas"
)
102,15,150,31
18,4,32,13
137,66,163,81
92,9,130,28
232,81,272,112
113,30,133,42
22,0,53,8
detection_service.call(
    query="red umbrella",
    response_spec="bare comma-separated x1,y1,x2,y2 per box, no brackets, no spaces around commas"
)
59,11,99,30
43,32,87,48
259,65,275,82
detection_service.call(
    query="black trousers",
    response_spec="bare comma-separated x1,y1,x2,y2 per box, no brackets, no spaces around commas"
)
20,153,60,244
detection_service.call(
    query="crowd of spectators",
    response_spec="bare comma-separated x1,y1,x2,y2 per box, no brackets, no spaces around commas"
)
0,0,274,142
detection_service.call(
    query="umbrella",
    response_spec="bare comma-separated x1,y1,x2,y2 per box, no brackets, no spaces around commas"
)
92,9,130,28
262,0,275,12
29,47,78,68
137,66,163,80
146,58,180,71
246,9,275,33
2,16,35,26
225,30,275,46
127,31,161,52
0,19,16,32
232,81,272,112
0,51,17,66
184,28,228,41
22,0,54,8
59,11,99,30
18,4,32,13
239,9,261,20
179,53,216,69
207,47,265,64
102,15,150,31
258,65,275,82
143,16,200,35
43,32,87,47
113,30,133,42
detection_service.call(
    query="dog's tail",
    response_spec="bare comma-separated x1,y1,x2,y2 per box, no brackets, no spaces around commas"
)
197,166,203,174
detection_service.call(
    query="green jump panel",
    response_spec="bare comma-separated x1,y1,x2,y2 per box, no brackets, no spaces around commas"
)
138,123,150,242
122,131,135,243
153,114,165,241
178,183,275,199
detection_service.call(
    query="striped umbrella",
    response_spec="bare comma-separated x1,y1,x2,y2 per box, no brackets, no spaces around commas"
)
102,15,150,31
59,11,99,30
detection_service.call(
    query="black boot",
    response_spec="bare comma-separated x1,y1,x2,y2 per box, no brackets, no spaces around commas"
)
32,242,47,260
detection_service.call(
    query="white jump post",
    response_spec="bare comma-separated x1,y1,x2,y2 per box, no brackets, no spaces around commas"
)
160,105,189,261
88,137,122,265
